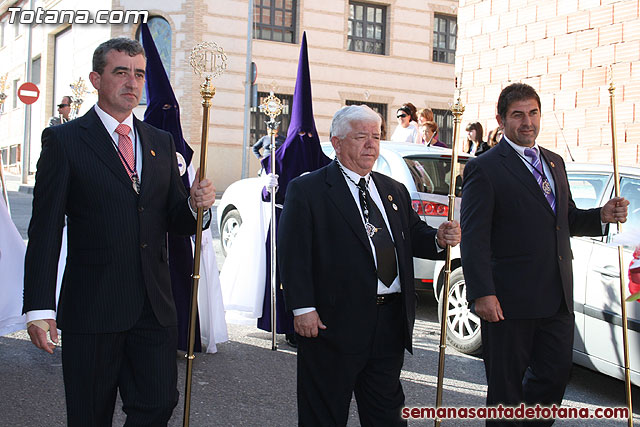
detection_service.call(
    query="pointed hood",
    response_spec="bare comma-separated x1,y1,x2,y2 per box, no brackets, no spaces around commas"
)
141,22,193,190
262,32,331,201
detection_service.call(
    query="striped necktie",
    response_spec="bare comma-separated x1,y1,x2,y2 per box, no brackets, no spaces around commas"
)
524,147,556,213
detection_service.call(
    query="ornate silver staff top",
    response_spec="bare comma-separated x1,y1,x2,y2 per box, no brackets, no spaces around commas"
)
69,77,92,119
189,41,228,80
0,73,9,105
259,91,283,121
189,42,228,104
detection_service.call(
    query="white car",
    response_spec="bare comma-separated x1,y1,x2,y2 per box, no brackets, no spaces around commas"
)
433,162,640,385
217,141,471,288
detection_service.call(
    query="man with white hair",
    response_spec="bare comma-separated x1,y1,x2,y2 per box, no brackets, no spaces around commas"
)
278,105,461,426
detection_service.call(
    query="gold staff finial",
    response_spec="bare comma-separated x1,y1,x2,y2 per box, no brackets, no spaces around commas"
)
69,77,92,119
0,73,10,108
183,40,227,427
451,86,465,119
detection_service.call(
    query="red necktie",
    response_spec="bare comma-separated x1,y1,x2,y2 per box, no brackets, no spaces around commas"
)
115,123,135,178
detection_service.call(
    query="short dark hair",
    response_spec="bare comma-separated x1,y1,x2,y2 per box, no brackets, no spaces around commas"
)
61,95,73,105
496,83,541,119
92,38,145,74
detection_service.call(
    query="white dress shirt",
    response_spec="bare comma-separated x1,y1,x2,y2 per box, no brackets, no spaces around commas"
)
503,136,605,231
26,104,207,323
503,136,556,197
293,162,443,317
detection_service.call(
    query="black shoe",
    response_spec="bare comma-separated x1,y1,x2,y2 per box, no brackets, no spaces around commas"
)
285,333,297,348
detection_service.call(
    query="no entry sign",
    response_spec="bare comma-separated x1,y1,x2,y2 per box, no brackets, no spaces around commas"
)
17,82,40,105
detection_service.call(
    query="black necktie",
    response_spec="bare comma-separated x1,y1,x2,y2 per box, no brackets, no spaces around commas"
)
358,178,398,287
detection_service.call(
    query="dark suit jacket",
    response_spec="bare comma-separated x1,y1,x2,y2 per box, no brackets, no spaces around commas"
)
23,108,200,333
277,161,443,354
460,140,604,318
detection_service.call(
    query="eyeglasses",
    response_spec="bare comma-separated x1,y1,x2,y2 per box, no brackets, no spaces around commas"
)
397,113,407,119
58,104,70,108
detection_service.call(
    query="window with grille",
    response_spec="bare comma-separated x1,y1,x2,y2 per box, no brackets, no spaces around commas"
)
251,92,293,145
348,2,386,55
433,14,457,64
254,0,296,43
345,100,387,123
433,109,453,147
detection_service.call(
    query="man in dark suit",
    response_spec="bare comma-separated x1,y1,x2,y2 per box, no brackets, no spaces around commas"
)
48,95,73,127
461,83,628,426
23,38,215,426
278,105,461,426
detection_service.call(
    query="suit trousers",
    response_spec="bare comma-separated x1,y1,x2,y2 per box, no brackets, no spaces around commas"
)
62,297,179,427
480,304,574,427
296,296,407,427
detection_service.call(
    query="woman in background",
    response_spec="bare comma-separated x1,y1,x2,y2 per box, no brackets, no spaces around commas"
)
424,121,447,147
465,122,490,155
486,126,503,148
391,104,420,143
417,108,434,144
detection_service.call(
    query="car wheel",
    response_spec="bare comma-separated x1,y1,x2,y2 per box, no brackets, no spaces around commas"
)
437,267,482,355
220,209,242,257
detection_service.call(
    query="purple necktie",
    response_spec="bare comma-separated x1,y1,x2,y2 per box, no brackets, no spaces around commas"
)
524,147,556,213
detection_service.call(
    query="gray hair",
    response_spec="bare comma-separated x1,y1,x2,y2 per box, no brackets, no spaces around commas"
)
92,38,145,74
330,105,381,139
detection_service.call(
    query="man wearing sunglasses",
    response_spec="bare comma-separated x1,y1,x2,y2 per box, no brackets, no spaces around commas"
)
48,95,73,127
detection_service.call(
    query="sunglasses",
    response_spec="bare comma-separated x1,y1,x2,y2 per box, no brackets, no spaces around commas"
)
397,113,407,118
58,103,70,108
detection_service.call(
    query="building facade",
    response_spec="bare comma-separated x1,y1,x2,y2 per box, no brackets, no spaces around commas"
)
0,0,458,189
456,0,640,165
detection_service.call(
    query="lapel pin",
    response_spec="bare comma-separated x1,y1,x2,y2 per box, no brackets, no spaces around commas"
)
150,150,156,157
392,203,398,211
550,161,555,168
388,195,393,202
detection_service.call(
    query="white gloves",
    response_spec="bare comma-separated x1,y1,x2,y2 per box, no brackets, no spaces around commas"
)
263,173,279,192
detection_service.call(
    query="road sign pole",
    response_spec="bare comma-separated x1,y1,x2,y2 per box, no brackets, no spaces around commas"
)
21,0,34,185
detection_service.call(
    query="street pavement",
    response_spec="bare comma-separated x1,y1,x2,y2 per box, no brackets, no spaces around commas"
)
2,172,639,426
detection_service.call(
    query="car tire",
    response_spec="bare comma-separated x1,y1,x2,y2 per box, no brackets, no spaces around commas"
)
437,267,482,355
220,209,242,257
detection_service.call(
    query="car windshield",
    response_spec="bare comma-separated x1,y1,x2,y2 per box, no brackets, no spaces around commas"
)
403,156,467,196
567,173,610,209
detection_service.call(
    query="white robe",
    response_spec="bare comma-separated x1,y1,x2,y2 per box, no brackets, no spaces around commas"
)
196,228,229,353
0,198,26,336
220,185,270,323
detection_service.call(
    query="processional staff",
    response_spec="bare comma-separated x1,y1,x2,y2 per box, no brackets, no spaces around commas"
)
434,86,464,427
259,91,284,351
608,66,634,427
183,41,227,427
69,77,91,120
